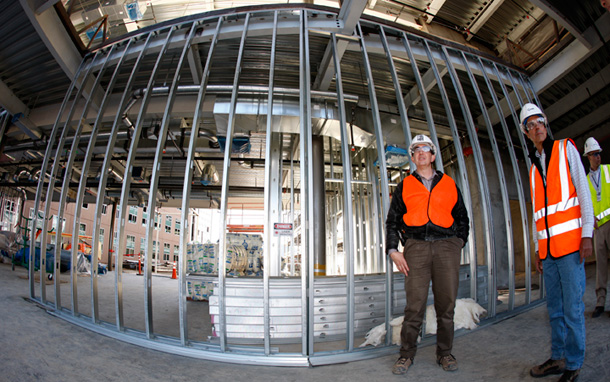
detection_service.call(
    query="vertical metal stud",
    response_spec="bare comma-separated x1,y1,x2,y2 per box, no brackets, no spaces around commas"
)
461,51,514,311
401,32,445,171
113,26,176,336
350,164,358,275
488,61,533,307
439,43,496,315
330,32,356,351
89,33,153,328
421,38,477,305
180,16,223,346
364,149,383,275
29,57,87,301
506,69,545,300
356,22,391,349
377,27,415,176
262,10,279,355
503,68,533,168
39,52,101,304
56,44,116,312
299,9,314,356
74,40,131,320
143,20,198,339
217,12,251,352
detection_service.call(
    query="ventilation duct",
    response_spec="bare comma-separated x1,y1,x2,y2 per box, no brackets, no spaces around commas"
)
200,164,219,186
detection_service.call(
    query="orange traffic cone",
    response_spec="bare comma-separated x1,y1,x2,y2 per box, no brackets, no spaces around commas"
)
171,261,177,279
137,253,143,276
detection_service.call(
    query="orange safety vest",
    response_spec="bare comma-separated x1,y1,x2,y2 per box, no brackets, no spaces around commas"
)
529,139,582,259
402,174,457,228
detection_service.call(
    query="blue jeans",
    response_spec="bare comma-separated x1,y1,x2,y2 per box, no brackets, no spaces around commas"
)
543,251,586,370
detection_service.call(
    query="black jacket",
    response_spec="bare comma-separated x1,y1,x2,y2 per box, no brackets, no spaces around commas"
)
385,171,470,254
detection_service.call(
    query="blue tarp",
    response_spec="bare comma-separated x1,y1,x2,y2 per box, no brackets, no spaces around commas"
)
13,245,71,273
13,245,107,275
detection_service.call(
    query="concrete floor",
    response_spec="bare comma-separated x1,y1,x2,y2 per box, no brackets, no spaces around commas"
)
1,261,609,382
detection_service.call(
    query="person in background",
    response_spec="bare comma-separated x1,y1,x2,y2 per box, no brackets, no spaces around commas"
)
385,134,469,376
583,137,610,318
520,103,594,382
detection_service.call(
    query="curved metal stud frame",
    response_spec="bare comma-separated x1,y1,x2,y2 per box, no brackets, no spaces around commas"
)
460,51,514,314
27,6,544,366
418,36,478,304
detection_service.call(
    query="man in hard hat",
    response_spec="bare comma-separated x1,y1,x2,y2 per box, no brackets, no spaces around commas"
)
583,137,610,318
385,134,469,375
520,103,594,382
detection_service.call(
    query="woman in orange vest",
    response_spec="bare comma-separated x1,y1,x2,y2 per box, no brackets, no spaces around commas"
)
521,103,594,382
385,134,469,376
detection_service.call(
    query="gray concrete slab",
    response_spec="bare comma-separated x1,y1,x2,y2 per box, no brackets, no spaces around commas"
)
1,262,609,382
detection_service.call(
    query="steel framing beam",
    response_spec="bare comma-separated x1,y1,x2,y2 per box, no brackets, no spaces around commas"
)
496,8,545,56
530,12,610,93
425,0,447,24
19,0,81,79
555,99,610,140
0,80,42,140
403,65,448,107
466,0,505,41
529,0,593,49
312,0,367,91
545,63,610,123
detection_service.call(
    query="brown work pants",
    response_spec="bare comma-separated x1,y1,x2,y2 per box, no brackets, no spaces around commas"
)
595,221,610,307
399,237,462,359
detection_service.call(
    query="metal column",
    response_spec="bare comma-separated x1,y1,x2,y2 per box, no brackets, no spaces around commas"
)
312,135,327,276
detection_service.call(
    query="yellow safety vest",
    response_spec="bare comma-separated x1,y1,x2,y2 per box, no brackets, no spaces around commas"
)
588,164,610,227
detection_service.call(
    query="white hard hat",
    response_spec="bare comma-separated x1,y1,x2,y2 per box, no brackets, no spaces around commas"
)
519,103,546,133
409,134,437,156
583,137,602,156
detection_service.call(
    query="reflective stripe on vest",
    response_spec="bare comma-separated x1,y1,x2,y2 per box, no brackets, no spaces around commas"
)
589,164,610,226
536,217,583,240
402,174,457,228
529,139,583,259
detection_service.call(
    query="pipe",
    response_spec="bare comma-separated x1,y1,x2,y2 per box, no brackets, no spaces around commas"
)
16,187,27,239
128,85,358,102
95,165,124,182
13,168,33,183
3,129,219,154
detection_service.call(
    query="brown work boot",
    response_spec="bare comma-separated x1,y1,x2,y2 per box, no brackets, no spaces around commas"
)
530,358,566,378
437,354,458,371
391,356,413,375
558,369,579,382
